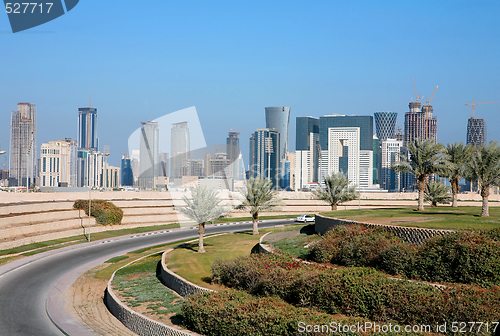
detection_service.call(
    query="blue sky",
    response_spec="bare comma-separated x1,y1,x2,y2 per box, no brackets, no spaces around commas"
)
1,1,500,167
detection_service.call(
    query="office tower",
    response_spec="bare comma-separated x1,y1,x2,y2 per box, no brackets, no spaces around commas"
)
76,106,98,187
294,116,320,190
9,103,37,187
227,131,241,179
139,121,159,188
374,112,397,140
404,102,437,145
318,115,373,189
380,139,403,191
121,154,134,186
466,118,486,146
77,107,98,150
40,139,77,187
249,128,280,188
170,121,190,179
373,135,379,186
265,106,290,188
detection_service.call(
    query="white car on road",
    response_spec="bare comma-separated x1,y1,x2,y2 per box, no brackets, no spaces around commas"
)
295,214,315,223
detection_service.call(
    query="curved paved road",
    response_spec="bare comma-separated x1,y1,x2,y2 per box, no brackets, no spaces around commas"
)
0,219,295,336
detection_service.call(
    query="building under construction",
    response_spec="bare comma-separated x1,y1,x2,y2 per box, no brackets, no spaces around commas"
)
404,102,437,145
466,117,486,146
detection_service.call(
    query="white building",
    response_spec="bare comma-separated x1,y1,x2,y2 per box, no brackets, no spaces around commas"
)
380,139,402,191
40,139,77,187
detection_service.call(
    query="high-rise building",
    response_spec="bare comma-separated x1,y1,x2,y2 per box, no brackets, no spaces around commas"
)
40,139,77,187
77,106,98,187
404,102,437,145
318,115,374,189
265,107,290,189
139,121,159,188
9,103,37,187
379,139,402,191
227,131,242,180
249,128,280,188
170,121,190,179
294,116,320,190
77,107,98,150
121,154,134,187
466,118,486,146
374,112,397,140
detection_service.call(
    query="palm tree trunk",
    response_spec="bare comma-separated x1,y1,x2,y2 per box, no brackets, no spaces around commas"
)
198,222,206,253
451,178,459,207
417,178,426,211
481,188,490,217
252,213,259,235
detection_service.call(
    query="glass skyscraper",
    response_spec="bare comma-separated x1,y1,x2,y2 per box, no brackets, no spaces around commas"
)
374,112,398,140
249,128,280,188
170,121,190,179
265,107,290,161
77,107,97,150
466,118,486,146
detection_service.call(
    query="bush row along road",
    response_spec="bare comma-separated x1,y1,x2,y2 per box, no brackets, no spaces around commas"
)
0,219,295,336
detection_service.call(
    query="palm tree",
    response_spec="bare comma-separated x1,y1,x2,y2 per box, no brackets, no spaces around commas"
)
313,172,358,210
236,177,281,235
178,185,228,252
463,142,500,217
424,181,452,207
442,142,472,207
391,138,445,211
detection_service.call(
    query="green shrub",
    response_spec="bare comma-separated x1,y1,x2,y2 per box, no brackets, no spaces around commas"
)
378,243,417,277
310,225,403,267
182,289,420,336
310,225,500,287
211,254,500,326
414,231,500,287
73,199,123,225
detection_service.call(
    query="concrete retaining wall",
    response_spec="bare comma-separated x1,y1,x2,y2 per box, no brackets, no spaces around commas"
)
315,215,453,244
105,254,197,336
160,248,212,298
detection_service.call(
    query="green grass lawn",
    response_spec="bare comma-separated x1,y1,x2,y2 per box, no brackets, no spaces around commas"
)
321,206,500,230
164,230,276,289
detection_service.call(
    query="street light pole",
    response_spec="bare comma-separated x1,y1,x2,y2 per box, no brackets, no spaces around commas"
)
88,151,91,242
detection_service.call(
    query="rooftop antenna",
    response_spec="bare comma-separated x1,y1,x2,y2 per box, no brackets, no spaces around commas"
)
88,90,92,107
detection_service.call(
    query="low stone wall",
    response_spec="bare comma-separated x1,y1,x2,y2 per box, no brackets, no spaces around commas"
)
160,248,213,297
105,254,196,336
315,215,453,244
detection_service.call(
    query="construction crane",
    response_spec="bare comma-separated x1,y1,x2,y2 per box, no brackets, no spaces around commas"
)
229,128,248,132
465,100,499,118
411,78,422,102
425,85,438,106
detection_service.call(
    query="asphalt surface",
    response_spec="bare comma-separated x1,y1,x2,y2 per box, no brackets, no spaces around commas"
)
0,219,295,336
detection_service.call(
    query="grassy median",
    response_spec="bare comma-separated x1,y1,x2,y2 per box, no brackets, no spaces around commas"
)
321,206,500,230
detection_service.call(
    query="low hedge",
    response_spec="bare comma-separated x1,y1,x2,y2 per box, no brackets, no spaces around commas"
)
211,254,500,327
73,199,123,225
182,289,429,336
309,225,500,287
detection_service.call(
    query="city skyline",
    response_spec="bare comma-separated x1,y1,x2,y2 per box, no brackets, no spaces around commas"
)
1,1,500,168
